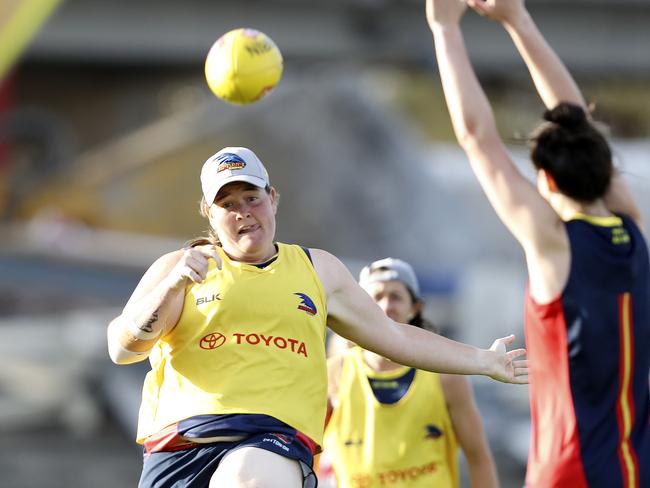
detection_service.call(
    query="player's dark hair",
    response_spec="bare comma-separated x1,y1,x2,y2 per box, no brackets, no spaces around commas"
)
409,307,433,331
405,288,438,333
530,102,612,203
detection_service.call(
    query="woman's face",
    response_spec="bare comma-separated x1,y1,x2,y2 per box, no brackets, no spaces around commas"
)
362,280,419,324
208,181,278,262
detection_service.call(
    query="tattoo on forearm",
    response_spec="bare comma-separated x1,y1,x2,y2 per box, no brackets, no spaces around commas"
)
140,310,159,333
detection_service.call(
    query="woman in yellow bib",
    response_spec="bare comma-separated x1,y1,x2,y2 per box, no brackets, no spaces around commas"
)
106,146,527,488
321,258,498,488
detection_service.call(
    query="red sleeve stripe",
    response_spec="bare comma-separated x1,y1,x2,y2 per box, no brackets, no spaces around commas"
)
616,293,640,488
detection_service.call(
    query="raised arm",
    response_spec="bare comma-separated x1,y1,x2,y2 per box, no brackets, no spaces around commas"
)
312,248,528,384
468,0,642,227
107,245,220,364
426,0,562,248
469,0,584,110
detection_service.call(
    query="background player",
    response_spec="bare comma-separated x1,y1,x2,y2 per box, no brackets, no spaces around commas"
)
426,0,650,486
322,257,498,487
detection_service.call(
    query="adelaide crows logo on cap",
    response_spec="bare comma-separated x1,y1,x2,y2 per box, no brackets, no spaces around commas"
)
294,292,317,315
216,152,246,172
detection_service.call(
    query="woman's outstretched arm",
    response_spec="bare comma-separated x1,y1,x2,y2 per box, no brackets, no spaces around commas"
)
312,248,528,384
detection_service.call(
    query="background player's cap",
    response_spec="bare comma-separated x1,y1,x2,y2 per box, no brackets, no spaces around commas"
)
201,146,270,204
359,257,421,299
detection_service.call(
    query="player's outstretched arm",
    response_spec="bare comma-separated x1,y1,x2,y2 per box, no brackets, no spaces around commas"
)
312,249,528,384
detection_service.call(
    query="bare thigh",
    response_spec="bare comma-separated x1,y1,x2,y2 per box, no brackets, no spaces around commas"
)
209,446,303,488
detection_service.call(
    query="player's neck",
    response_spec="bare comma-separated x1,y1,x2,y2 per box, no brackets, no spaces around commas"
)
552,195,611,221
363,350,403,372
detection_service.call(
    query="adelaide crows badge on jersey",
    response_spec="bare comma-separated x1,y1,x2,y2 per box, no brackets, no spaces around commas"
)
294,292,317,315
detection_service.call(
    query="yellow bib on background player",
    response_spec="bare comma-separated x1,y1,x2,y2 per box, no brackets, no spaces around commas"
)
324,347,459,487
136,243,328,446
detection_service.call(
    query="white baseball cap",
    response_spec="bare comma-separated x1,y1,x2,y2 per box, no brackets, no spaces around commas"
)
201,147,270,204
359,257,421,299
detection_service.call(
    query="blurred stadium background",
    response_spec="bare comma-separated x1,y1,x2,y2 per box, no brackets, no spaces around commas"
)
1,1,649,487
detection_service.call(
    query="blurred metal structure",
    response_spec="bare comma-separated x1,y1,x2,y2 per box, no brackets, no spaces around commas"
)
21,0,650,75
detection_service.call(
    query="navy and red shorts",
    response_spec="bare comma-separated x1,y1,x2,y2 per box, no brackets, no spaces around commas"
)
138,414,317,488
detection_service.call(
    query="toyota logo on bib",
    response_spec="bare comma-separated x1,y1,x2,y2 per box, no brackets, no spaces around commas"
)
200,333,226,349
197,331,308,357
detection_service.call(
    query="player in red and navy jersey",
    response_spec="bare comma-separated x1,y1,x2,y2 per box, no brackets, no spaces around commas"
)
426,0,649,486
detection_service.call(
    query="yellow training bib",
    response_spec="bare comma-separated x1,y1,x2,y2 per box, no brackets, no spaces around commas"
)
323,347,459,487
136,243,328,446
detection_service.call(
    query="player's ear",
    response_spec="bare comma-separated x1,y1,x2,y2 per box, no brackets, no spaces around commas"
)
544,171,558,193
539,169,559,193
537,169,559,195
269,186,278,214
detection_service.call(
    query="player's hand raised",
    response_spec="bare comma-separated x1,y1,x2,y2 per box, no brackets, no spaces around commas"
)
466,0,527,24
164,245,222,290
426,0,467,28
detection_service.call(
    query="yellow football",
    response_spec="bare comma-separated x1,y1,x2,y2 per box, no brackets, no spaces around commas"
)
205,28,283,105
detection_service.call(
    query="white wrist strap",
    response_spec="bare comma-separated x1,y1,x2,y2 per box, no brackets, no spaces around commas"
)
107,324,151,365
118,314,161,341
108,340,149,365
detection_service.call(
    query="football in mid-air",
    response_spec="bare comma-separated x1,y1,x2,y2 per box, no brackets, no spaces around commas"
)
205,28,283,105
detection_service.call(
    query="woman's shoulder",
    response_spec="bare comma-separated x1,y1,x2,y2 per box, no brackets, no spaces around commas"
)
308,249,364,303
617,212,646,233
152,248,186,268
133,249,185,285
439,373,472,404
306,248,345,273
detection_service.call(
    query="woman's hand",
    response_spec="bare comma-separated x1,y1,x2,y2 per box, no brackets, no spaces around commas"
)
164,245,222,291
426,0,467,29
486,334,528,384
466,0,527,25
